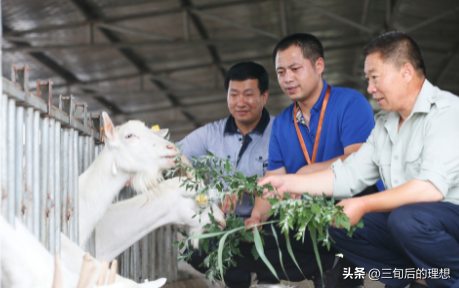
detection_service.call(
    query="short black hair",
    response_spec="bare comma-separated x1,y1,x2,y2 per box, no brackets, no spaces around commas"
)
272,33,324,66
363,31,426,76
224,62,269,95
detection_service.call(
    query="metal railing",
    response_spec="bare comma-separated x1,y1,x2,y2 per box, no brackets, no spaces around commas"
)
0,64,103,253
115,187,180,283
0,64,180,283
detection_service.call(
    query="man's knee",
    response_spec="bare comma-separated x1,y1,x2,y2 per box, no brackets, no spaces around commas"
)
388,203,440,245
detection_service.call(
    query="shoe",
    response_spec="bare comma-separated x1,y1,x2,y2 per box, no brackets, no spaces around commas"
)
312,257,342,288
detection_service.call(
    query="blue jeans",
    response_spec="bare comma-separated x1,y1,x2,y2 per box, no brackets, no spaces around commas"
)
329,202,459,288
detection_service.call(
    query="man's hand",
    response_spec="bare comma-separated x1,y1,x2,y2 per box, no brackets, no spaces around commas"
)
334,198,367,227
244,216,262,232
257,175,289,200
219,194,238,214
178,154,194,179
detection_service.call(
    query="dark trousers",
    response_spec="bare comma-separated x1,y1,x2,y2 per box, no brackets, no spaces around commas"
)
329,202,459,288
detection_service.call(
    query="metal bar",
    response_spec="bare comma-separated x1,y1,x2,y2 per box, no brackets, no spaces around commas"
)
132,240,140,282
32,110,40,238
172,225,178,281
7,99,16,226
24,107,34,231
78,136,84,174
292,0,375,33
48,118,55,253
73,130,79,246
54,121,61,254
279,0,288,37
404,6,459,33
149,230,156,280
183,10,190,40
141,235,149,282
84,136,90,171
61,129,69,237
2,78,100,140
1,95,7,219
2,38,277,53
68,129,75,242
15,106,24,221
190,9,279,40
158,227,164,279
96,23,174,41
40,117,49,245
165,225,172,280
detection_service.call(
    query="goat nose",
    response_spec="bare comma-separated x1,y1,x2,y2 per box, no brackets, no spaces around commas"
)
167,143,175,150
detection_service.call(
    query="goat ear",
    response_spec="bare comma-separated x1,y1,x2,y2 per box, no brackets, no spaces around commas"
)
153,128,169,138
102,112,118,146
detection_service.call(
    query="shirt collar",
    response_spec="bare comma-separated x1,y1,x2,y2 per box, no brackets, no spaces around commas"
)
293,80,329,123
410,79,434,115
224,107,271,135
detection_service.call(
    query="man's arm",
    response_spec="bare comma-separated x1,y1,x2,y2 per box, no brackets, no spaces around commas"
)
296,143,363,174
245,167,286,229
339,179,443,226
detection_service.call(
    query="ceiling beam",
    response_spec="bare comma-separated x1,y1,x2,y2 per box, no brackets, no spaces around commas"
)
434,42,459,85
4,0,271,37
189,8,279,40
2,38,276,53
292,0,375,34
68,0,203,127
180,0,226,78
404,5,459,33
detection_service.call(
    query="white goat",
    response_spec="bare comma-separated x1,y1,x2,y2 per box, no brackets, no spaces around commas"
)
95,177,226,262
79,112,178,245
1,217,167,288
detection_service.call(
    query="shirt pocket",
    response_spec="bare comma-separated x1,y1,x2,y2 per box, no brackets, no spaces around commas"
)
405,144,423,179
373,150,391,189
254,156,269,176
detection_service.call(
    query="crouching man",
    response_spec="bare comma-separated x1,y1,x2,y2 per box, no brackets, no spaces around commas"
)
258,31,459,288
176,61,274,287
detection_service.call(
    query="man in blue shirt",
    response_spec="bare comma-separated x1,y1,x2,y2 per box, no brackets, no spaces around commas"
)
240,34,382,288
177,61,274,287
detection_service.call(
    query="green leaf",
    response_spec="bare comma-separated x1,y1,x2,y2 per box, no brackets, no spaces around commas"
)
285,232,306,280
271,224,289,282
253,227,279,281
309,228,323,285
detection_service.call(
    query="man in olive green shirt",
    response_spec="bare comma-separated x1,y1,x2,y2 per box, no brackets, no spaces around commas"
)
258,32,459,288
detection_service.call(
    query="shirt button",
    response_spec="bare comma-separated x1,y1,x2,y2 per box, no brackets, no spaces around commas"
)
239,138,242,141
394,156,399,160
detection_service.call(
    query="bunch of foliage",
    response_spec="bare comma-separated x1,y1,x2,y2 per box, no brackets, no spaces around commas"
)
174,213,268,283
170,152,363,285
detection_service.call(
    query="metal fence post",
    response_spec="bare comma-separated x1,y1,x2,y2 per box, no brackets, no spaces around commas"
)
40,116,49,245
73,129,79,245
1,95,7,219
61,128,69,237
54,120,61,254
48,118,55,253
32,110,40,238
68,128,75,242
15,105,24,222
7,98,16,226
24,107,34,231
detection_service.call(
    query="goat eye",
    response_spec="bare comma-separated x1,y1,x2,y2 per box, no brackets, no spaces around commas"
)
126,134,133,139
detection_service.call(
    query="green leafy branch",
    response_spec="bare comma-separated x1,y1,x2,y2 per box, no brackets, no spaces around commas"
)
170,151,363,285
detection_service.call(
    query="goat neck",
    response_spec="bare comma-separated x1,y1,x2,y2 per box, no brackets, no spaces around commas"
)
79,147,132,246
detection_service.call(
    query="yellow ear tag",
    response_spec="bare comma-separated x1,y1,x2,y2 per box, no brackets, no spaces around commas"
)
196,194,208,205
151,125,160,130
